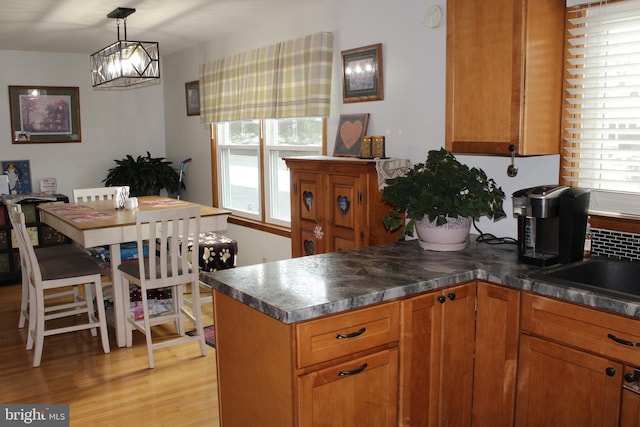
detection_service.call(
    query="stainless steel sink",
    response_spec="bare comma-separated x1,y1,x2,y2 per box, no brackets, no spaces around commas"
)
534,259,640,299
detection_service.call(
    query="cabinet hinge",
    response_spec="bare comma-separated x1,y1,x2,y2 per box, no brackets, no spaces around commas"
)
358,191,362,204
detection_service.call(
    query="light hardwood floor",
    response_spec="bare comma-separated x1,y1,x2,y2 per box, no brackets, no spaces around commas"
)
0,282,220,426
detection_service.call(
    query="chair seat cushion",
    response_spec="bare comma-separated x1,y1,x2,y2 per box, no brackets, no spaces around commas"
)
118,256,192,280
35,244,88,262
39,255,104,281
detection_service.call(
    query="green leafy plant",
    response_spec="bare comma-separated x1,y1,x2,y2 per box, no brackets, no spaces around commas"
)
103,152,180,197
382,148,506,237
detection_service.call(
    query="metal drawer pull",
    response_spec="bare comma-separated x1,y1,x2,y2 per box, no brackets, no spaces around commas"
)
607,333,640,347
336,327,366,339
338,363,368,377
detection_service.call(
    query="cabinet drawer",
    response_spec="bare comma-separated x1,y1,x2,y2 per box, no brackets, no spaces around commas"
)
296,302,399,368
297,348,399,427
521,293,640,365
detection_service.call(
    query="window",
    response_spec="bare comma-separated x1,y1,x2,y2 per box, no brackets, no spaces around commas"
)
214,117,325,228
563,0,640,214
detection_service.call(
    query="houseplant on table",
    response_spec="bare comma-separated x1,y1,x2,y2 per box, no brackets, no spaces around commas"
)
382,147,506,251
103,152,181,197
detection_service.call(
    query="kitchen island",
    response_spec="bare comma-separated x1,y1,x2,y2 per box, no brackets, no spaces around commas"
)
203,237,640,426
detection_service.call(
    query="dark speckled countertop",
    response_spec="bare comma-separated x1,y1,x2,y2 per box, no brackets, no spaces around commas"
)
202,235,640,324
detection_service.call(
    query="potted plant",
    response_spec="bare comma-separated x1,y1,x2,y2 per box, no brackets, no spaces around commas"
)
382,148,506,251
103,151,180,197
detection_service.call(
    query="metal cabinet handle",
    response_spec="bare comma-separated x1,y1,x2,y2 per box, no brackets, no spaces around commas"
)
625,368,640,383
607,333,640,347
606,367,616,377
338,363,368,377
336,327,366,339
437,296,446,304
448,292,456,301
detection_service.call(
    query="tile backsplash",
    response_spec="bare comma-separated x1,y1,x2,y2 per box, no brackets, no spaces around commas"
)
592,228,640,261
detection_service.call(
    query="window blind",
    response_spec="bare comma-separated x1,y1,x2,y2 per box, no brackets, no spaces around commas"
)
562,0,640,194
199,32,333,123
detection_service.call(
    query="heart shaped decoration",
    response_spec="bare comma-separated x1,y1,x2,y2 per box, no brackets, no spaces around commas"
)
340,120,363,149
337,195,350,216
303,239,315,256
303,191,314,211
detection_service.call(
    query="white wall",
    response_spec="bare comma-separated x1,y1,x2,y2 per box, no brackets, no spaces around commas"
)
161,0,560,265
0,50,166,197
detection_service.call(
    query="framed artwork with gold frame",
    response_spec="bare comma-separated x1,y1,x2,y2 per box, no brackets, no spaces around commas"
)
341,43,384,103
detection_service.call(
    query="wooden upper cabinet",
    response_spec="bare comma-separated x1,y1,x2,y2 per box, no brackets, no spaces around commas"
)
445,0,565,156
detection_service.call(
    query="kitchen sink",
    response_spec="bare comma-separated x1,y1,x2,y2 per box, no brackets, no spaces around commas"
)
534,258,640,299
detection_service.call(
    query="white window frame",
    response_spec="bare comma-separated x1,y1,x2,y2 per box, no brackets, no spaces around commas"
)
213,118,326,229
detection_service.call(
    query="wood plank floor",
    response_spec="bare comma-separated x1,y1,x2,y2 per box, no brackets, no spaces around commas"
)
0,282,220,426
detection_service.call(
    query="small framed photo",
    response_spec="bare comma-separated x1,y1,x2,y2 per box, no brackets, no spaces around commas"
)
9,86,81,144
333,113,370,157
185,80,200,116
341,43,384,103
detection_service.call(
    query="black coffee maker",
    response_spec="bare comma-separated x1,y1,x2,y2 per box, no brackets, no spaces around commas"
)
512,185,590,267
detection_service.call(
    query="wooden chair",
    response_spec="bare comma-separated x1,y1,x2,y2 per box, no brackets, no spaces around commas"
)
72,187,119,202
118,206,207,369
6,203,91,331
8,206,110,367
72,187,128,300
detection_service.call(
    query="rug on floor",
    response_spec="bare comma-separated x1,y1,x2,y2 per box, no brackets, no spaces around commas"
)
186,325,215,348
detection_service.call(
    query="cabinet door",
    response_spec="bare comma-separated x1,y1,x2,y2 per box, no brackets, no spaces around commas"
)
399,283,476,427
297,348,399,427
445,0,563,155
516,334,622,427
291,171,324,257
326,174,363,252
472,283,519,427
621,386,640,427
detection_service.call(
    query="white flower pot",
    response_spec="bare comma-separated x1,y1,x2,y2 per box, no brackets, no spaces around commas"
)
415,215,472,251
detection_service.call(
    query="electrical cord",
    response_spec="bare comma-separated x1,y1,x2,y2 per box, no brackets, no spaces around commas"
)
472,220,518,245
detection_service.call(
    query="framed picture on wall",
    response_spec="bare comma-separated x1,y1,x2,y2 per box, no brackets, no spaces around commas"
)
333,113,370,157
341,43,384,103
8,86,81,144
185,80,200,116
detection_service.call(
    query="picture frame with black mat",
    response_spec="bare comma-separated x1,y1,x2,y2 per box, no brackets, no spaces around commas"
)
341,43,384,103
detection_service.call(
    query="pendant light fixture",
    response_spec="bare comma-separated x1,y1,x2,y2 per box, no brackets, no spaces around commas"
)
90,7,160,89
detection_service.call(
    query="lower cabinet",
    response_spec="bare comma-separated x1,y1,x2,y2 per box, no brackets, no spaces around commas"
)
214,281,640,426
621,373,640,427
517,292,640,427
213,290,400,427
472,282,520,427
398,282,477,427
516,334,622,427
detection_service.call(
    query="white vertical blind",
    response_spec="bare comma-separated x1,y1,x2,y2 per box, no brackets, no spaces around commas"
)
563,0,640,194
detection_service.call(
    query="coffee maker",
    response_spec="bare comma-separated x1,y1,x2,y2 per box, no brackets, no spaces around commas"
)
512,185,590,267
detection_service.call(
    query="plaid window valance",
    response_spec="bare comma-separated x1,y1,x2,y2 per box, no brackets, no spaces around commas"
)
199,32,333,123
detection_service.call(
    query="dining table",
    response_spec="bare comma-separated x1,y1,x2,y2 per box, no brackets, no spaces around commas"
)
37,195,230,348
